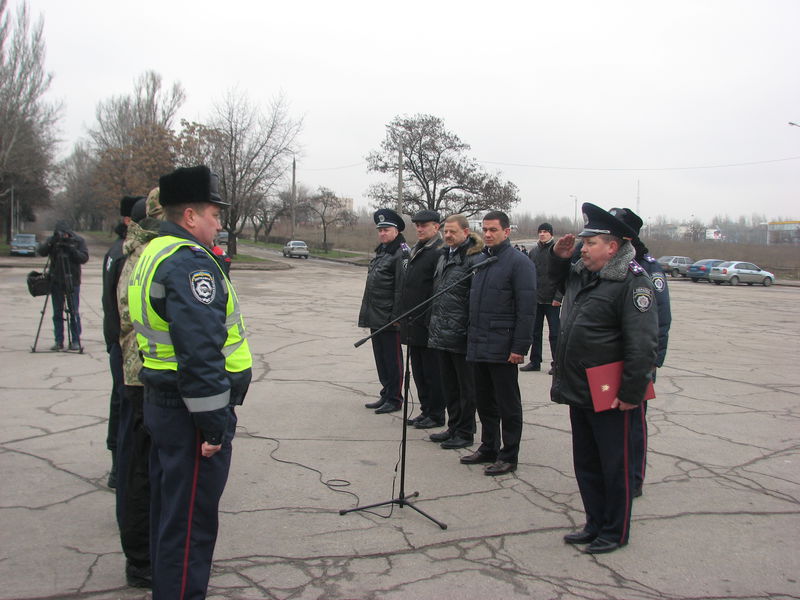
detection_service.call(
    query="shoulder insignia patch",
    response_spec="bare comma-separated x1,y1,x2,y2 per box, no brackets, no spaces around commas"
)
633,286,653,312
629,260,645,275
189,270,216,304
651,271,666,292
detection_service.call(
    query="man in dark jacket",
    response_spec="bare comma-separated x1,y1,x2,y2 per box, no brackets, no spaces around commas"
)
102,195,142,489
551,203,658,555
38,221,90,351
609,207,671,498
521,222,562,374
400,210,445,429
358,209,410,414
427,215,485,449
462,211,536,475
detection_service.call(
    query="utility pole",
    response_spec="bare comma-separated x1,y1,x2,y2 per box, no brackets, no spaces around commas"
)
291,157,296,240
570,195,578,229
636,180,640,216
396,145,403,214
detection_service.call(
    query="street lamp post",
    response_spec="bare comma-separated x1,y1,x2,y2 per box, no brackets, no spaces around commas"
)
569,195,578,228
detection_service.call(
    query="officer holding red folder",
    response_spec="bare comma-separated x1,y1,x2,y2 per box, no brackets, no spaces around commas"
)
549,203,658,554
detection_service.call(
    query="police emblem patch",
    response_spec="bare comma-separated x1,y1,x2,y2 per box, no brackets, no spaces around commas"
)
633,286,653,312
190,270,216,304
651,272,666,292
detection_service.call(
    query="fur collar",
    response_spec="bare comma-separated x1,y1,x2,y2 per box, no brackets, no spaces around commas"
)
574,240,635,281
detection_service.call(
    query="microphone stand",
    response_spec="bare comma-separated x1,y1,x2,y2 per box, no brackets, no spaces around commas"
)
340,256,496,529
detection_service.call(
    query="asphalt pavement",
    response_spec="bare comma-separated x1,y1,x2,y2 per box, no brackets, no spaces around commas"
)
1,241,798,600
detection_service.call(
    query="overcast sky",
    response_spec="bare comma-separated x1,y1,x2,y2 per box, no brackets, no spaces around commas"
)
26,0,800,224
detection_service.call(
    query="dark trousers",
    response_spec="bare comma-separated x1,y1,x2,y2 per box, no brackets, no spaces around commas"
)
117,385,151,568
570,406,634,545
50,283,81,345
630,369,656,489
370,329,403,405
409,345,445,421
436,350,476,440
529,303,560,366
144,397,235,600
106,343,124,453
473,361,523,463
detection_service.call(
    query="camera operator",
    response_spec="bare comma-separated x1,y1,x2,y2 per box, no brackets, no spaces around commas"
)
38,221,89,351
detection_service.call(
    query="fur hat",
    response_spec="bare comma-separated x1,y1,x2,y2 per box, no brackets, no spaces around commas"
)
120,195,144,217
158,165,230,207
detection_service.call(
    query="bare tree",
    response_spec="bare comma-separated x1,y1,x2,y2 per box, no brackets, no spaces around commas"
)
207,90,302,256
0,0,59,239
55,141,104,229
306,187,355,252
366,114,519,218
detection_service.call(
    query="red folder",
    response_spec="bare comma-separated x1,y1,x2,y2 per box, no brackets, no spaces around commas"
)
585,361,655,412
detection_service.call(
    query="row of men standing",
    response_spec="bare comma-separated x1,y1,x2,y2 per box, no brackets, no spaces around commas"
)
358,203,671,554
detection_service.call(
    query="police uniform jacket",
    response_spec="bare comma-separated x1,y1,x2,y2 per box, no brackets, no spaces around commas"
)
399,235,444,346
137,221,251,445
549,241,658,409
637,252,671,368
465,238,537,363
528,238,563,304
358,234,409,329
427,233,485,355
38,225,89,286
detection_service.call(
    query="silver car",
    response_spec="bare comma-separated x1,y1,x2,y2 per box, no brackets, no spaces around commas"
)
282,240,309,259
709,261,774,286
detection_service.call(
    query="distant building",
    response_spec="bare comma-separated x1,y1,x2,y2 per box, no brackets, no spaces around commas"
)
767,221,800,244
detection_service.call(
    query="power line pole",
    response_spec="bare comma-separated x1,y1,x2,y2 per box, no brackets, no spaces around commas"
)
396,145,403,214
291,157,296,240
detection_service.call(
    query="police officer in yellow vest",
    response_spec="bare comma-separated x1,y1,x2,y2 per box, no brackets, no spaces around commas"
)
128,165,251,599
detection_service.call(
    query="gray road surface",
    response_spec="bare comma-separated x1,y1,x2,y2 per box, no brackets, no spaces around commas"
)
1,247,798,600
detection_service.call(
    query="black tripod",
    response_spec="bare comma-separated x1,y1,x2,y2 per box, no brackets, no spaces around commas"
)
32,245,83,353
339,256,497,528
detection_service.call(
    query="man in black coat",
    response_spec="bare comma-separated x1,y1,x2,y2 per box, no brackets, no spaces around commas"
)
462,211,536,475
427,215,485,449
38,221,89,351
400,210,445,429
102,195,142,489
551,203,658,555
521,222,562,374
609,207,671,498
358,209,410,414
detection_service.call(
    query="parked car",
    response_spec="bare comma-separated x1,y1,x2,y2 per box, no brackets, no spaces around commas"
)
216,231,229,245
709,261,774,286
282,240,309,259
687,259,725,282
9,233,37,256
657,255,693,277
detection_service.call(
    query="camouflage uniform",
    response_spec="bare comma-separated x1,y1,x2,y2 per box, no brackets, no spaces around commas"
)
113,187,163,587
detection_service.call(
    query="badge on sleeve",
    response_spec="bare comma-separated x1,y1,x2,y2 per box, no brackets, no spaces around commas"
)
651,271,666,292
633,286,653,312
189,270,216,304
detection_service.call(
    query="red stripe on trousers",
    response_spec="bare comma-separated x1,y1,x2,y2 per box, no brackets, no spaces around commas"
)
180,431,202,600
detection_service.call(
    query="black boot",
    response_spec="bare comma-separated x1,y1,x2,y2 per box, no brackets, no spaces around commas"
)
107,449,117,489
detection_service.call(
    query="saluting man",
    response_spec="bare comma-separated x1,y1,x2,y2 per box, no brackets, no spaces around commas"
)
550,203,658,554
128,165,252,598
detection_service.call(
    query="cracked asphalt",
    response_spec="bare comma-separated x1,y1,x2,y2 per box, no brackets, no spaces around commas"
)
1,245,798,600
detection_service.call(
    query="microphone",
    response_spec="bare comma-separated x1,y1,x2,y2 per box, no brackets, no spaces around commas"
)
470,256,498,271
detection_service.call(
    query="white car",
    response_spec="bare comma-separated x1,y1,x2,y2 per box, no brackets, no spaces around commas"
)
282,240,309,259
709,261,774,286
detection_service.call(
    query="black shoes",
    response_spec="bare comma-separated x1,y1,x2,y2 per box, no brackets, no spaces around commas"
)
547,367,554,375
633,485,643,498
440,436,472,449
365,398,386,409
563,529,597,545
375,402,401,414
584,538,622,554
68,341,81,351
519,362,541,372
50,343,63,352
459,451,496,465
429,430,453,442
125,562,152,588
406,414,425,426
414,416,443,429
484,460,517,476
